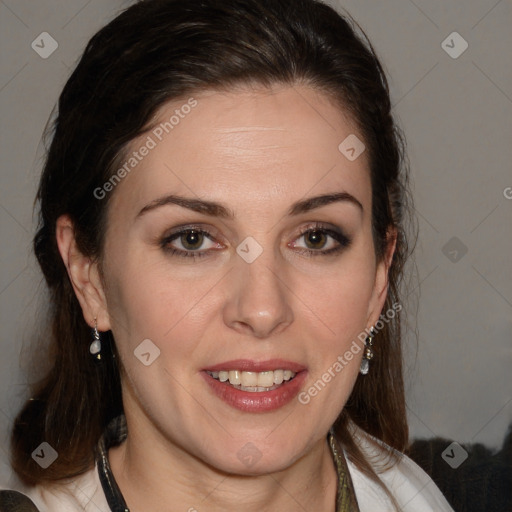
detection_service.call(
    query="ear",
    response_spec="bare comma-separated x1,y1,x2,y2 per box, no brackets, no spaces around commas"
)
55,214,111,331
367,227,397,327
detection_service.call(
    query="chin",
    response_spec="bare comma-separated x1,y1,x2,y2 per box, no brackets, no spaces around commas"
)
196,435,306,477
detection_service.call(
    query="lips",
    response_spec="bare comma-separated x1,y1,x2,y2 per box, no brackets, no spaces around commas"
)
203,359,306,373
201,359,307,412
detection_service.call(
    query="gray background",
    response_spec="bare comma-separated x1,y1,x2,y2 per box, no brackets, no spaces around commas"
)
1,0,511,486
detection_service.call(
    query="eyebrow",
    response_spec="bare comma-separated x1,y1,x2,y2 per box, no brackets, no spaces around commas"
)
136,191,363,219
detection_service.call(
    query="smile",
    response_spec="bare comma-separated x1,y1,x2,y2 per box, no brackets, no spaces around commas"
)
202,359,307,412
205,369,297,391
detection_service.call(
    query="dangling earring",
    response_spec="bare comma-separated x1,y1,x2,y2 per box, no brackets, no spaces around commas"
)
359,327,375,375
90,320,102,360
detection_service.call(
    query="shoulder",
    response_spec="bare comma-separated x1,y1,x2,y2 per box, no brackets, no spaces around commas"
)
1,465,110,512
346,424,455,512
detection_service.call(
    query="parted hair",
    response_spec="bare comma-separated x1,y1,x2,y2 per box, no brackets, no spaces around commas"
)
11,0,412,495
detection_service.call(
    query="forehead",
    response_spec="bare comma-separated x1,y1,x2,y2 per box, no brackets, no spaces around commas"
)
108,85,371,217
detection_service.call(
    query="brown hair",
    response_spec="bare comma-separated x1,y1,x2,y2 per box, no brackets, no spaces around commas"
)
11,0,413,495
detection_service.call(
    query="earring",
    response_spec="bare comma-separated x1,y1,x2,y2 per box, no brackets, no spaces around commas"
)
359,327,375,375
90,321,102,360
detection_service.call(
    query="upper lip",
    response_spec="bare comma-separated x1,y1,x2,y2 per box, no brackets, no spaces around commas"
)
203,359,306,373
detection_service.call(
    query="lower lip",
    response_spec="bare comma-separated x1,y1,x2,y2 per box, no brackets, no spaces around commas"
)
201,371,308,412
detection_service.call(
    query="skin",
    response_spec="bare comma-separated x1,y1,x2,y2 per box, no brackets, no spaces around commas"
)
56,85,395,511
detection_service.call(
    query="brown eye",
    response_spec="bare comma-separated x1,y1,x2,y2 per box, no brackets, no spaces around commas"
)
290,225,352,256
180,230,204,250
304,230,327,249
161,227,221,258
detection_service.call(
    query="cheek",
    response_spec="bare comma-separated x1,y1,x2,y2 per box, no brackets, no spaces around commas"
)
103,263,216,418
300,255,376,331
290,253,377,389
103,253,222,362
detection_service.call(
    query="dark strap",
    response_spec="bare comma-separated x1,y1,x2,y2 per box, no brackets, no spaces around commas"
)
0,491,40,512
328,431,360,512
95,416,130,512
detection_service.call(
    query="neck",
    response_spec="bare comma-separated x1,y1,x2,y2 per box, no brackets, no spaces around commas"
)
108,412,338,511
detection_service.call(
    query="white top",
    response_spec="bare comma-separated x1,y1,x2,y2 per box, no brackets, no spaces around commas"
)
2,428,454,511
348,428,454,511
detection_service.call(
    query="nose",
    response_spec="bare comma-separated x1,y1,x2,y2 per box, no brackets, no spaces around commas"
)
222,249,294,339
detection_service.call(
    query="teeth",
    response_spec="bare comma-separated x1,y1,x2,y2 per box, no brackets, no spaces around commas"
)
240,371,258,387
228,370,241,385
257,371,274,387
207,369,297,390
273,369,284,384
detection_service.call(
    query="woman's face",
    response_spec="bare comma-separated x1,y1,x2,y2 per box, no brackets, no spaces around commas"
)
96,85,391,474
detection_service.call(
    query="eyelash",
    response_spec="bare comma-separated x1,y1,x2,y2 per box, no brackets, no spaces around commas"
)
160,223,352,260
